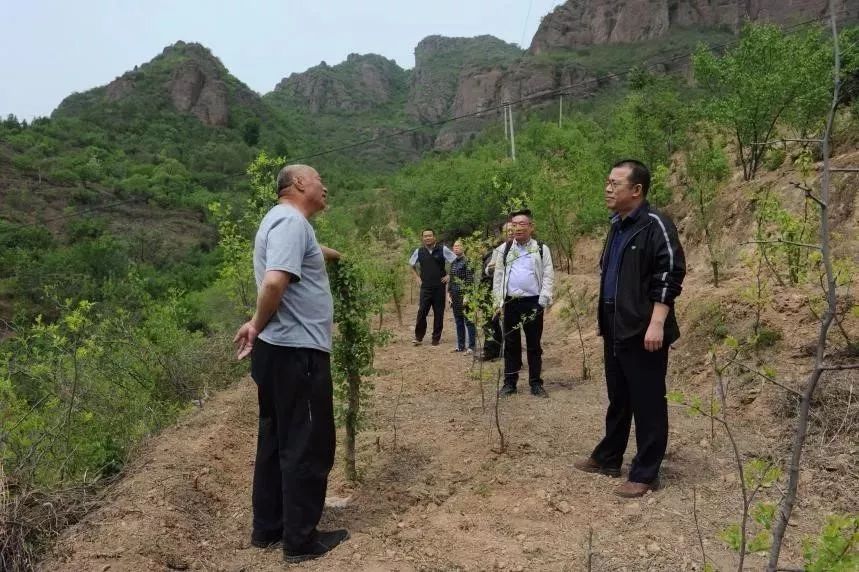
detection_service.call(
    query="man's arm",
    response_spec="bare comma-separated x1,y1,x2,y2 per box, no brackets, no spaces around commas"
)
492,252,504,310
234,270,290,359
408,249,422,284
644,302,670,352
538,245,554,308
320,245,341,261
645,212,687,351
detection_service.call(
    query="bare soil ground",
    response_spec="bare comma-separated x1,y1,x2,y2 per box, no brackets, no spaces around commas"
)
37,151,859,571
39,262,857,571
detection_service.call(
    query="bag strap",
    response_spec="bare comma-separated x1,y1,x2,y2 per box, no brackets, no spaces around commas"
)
502,240,544,265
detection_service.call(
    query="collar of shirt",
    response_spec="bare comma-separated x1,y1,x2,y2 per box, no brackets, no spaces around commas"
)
610,202,648,228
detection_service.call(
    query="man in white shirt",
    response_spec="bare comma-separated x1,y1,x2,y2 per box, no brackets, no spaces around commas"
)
492,210,554,397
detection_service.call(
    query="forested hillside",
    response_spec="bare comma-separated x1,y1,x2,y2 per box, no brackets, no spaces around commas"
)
2,2,859,569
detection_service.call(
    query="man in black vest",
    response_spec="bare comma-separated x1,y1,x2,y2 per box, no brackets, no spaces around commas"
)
409,229,456,346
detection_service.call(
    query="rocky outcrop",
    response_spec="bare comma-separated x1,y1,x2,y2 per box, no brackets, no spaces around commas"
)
529,0,859,53
56,41,260,128
105,77,135,102
434,62,599,150
270,54,408,114
168,60,230,126
407,35,521,123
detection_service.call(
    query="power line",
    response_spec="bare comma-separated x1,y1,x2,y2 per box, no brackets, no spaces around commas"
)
520,0,535,49
287,12,839,164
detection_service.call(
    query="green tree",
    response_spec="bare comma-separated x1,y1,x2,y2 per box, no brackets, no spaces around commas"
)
693,24,835,180
684,132,730,286
242,118,261,146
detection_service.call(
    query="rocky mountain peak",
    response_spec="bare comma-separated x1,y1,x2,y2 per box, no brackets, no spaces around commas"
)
57,40,257,127
407,35,522,123
268,53,408,114
529,0,857,53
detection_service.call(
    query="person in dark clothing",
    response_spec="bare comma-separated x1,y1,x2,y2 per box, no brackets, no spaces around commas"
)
409,229,456,346
233,164,349,562
447,240,477,353
574,159,686,498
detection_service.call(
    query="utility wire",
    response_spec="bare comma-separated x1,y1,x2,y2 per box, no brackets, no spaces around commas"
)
0,11,843,233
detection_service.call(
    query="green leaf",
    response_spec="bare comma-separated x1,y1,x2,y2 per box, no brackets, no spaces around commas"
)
752,502,777,530
748,530,772,553
718,523,743,552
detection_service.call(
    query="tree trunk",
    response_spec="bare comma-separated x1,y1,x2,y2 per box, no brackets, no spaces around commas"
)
767,5,841,568
344,370,360,482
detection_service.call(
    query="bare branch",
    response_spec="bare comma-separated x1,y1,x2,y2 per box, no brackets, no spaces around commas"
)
749,138,822,146
692,486,709,570
742,239,821,251
819,363,859,371
723,357,803,397
789,181,826,208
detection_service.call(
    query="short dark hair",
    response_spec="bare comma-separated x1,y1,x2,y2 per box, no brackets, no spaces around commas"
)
508,209,533,221
612,159,651,197
421,228,435,236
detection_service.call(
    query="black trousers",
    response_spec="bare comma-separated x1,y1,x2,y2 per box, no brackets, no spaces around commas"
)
502,296,544,387
414,285,445,343
591,305,669,484
482,313,503,359
250,340,336,550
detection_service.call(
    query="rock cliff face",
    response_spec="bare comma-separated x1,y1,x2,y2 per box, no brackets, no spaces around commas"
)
269,54,408,114
167,59,230,126
58,41,260,128
407,35,522,123
530,0,858,53
433,61,599,150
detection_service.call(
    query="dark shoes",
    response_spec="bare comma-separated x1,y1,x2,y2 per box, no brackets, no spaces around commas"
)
530,385,548,398
431,340,441,346
251,528,282,548
572,457,622,478
284,529,350,563
614,480,658,498
499,384,548,398
498,384,517,397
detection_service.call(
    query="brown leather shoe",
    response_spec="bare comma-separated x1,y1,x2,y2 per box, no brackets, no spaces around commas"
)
614,480,658,498
572,457,621,478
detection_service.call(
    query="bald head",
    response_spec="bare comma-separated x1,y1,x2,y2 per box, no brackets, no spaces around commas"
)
276,164,316,196
274,163,328,216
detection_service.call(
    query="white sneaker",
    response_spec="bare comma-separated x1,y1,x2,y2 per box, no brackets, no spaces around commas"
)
465,349,474,355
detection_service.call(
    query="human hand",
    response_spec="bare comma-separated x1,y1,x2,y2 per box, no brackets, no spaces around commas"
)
233,321,259,360
644,321,664,352
441,275,450,284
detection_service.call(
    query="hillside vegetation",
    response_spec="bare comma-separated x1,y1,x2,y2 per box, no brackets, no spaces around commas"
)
2,15,859,571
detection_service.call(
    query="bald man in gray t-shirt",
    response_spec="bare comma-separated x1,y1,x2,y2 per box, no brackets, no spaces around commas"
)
253,203,333,352
234,164,349,563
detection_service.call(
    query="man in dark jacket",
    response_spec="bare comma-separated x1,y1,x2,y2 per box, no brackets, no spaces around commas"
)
574,159,686,498
409,229,456,346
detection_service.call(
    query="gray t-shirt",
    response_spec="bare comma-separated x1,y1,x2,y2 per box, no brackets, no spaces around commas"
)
253,203,333,352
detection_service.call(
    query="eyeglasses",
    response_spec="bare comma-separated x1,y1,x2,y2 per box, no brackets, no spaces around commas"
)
606,178,630,191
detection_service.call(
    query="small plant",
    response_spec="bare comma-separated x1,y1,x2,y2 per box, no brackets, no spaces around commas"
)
802,514,858,571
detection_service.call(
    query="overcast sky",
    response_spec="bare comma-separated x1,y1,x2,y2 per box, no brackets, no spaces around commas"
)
1,0,565,120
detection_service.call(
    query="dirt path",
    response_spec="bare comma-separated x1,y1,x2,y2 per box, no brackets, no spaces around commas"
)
41,283,839,571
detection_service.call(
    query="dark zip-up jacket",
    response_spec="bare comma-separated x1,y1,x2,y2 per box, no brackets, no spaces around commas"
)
597,202,686,346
